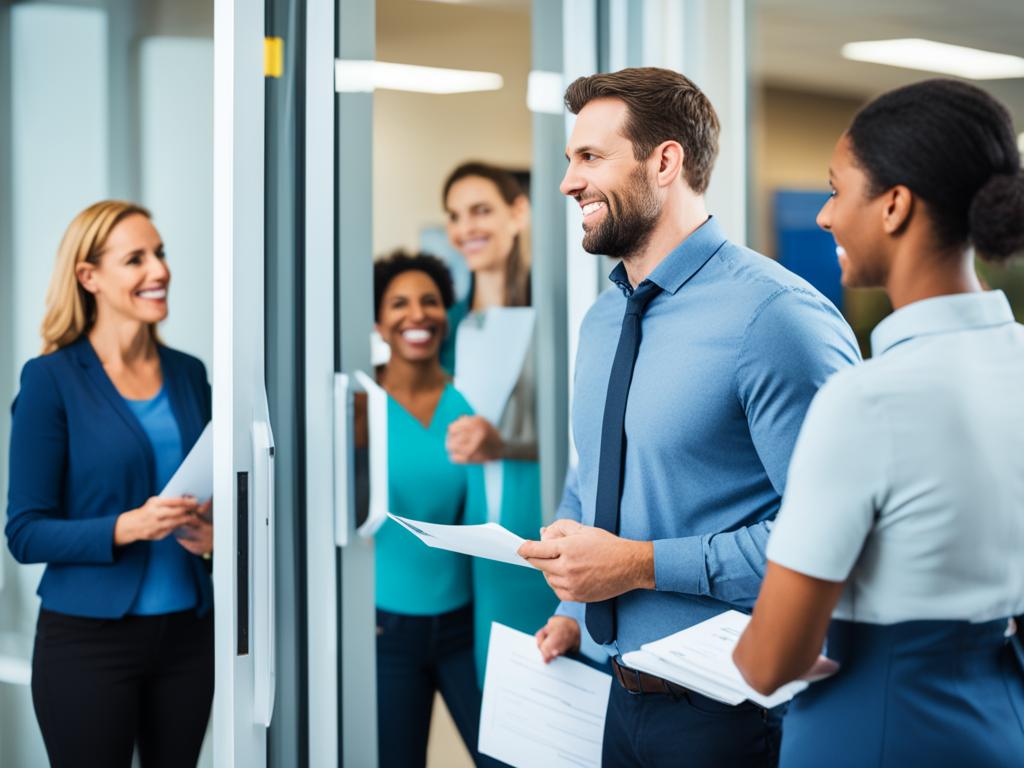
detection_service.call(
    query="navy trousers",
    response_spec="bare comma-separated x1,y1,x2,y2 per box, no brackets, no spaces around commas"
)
376,604,487,767
602,678,783,768
781,618,1024,767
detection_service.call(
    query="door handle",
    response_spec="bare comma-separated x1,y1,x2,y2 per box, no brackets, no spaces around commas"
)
251,417,275,726
335,371,389,545
333,373,351,547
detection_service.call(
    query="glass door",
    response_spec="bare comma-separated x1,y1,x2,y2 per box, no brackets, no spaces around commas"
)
212,0,275,764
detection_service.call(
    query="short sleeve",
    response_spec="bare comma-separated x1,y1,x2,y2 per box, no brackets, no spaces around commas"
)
766,371,885,582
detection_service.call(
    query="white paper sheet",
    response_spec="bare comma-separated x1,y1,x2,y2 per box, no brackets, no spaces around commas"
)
454,308,536,524
632,610,811,709
159,422,212,502
386,514,532,568
454,307,535,425
479,623,611,768
354,370,390,538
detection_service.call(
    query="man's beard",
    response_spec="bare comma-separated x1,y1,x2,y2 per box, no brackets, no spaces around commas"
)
582,164,661,260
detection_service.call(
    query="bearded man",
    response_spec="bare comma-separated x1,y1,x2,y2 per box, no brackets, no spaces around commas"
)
518,68,860,767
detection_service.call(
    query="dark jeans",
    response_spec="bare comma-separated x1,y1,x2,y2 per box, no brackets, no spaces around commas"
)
376,604,486,768
602,677,784,768
31,608,214,768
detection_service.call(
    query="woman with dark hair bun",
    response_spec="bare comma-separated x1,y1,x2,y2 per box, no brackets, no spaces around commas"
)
734,79,1024,766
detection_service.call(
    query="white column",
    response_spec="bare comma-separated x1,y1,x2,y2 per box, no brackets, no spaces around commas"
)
643,0,750,245
562,0,601,467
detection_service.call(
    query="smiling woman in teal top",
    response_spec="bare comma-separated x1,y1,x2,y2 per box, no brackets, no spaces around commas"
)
372,251,488,768
375,384,481,615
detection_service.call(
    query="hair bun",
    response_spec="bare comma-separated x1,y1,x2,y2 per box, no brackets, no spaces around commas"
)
969,170,1024,262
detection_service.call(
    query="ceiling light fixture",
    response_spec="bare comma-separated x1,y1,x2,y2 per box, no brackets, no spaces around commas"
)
841,38,1024,80
527,71,564,114
335,60,503,94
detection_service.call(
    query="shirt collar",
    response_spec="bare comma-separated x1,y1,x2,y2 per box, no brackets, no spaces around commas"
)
608,216,727,296
870,290,1015,357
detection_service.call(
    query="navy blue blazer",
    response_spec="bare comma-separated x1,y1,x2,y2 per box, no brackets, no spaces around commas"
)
5,337,213,618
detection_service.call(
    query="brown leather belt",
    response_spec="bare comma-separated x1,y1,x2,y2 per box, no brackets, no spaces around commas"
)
610,657,693,697
611,657,770,720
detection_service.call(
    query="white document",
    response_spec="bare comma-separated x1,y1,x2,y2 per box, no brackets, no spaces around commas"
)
454,306,535,425
354,370,390,538
480,623,611,768
624,610,811,709
159,422,212,502
386,514,532,568
454,308,536,523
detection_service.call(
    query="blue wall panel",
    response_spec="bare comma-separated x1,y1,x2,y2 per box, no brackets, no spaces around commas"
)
775,190,843,312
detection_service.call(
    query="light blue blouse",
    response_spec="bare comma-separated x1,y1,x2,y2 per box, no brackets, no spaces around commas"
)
375,384,485,616
768,290,1024,624
124,388,199,615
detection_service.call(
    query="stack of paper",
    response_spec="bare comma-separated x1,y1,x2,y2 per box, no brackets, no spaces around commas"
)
479,623,611,768
620,610,812,708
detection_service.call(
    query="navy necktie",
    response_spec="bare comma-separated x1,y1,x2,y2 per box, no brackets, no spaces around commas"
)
585,279,663,646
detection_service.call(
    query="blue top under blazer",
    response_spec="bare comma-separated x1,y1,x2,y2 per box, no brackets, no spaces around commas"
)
5,336,213,619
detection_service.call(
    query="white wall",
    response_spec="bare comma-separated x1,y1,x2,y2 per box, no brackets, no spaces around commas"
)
140,37,214,372
374,0,533,256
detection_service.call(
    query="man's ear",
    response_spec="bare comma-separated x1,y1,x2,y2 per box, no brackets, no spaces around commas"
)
654,140,685,188
75,262,99,295
881,185,913,235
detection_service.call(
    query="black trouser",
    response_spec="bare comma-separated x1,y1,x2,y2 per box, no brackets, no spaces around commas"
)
31,608,214,768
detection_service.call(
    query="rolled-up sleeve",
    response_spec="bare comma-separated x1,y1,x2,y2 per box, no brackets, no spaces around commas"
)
5,360,117,565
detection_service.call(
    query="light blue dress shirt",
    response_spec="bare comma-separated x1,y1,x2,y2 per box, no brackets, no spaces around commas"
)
556,217,860,656
124,387,199,615
768,290,1024,624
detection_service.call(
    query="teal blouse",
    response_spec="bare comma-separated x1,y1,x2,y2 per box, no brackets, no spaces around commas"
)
375,384,485,616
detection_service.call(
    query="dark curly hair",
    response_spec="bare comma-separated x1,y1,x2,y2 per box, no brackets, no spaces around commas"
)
373,250,456,320
847,78,1024,262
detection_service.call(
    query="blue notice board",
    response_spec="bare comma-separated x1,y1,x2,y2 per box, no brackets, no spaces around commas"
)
775,190,843,312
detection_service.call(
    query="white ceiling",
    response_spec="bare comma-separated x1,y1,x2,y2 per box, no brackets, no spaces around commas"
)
756,0,1024,122
410,0,1024,123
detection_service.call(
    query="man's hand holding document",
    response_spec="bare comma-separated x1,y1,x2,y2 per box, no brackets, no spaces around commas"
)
621,610,837,709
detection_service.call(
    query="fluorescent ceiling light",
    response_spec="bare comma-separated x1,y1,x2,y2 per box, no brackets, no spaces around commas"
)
841,39,1024,80
527,70,564,114
335,60,503,94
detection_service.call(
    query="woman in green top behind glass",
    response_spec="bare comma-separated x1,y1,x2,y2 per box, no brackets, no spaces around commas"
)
440,162,559,682
373,251,488,768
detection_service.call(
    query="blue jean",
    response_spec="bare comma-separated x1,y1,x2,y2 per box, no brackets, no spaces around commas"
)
602,677,783,768
376,604,485,767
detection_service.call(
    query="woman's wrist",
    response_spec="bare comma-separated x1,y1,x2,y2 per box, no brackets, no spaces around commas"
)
113,510,137,546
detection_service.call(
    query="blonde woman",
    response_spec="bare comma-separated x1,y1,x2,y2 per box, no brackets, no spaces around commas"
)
5,201,214,768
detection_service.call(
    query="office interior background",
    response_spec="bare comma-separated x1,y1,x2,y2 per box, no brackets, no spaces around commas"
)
1,0,1022,765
